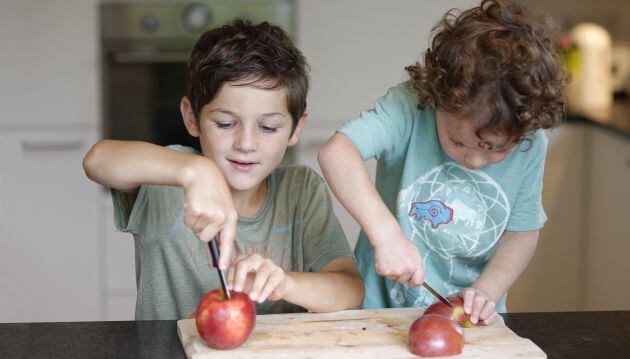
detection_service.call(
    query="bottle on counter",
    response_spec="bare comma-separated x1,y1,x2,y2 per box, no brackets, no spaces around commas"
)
565,22,613,113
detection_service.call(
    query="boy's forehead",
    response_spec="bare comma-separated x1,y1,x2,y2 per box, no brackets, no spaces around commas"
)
208,83,289,112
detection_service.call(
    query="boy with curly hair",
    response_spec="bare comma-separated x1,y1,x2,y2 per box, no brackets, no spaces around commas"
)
319,0,568,324
84,20,364,319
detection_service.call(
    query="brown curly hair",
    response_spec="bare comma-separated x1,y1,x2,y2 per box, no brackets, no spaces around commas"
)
406,0,569,143
186,20,309,131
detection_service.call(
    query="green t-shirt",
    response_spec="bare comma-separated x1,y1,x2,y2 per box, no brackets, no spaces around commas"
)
339,82,548,313
112,146,353,320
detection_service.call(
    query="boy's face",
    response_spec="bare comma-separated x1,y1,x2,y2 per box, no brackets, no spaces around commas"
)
436,109,516,170
181,83,306,193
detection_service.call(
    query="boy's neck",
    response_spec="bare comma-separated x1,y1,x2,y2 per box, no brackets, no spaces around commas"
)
231,178,268,217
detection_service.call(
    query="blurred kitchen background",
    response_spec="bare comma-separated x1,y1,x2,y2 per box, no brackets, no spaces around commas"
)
1,0,629,323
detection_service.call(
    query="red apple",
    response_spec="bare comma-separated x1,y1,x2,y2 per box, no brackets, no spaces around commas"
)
409,314,464,357
195,289,256,350
424,295,479,328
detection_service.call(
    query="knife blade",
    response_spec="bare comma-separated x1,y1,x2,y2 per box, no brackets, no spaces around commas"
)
423,281,452,308
208,236,231,300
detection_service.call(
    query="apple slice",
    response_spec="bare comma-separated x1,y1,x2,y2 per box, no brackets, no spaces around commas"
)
424,295,480,328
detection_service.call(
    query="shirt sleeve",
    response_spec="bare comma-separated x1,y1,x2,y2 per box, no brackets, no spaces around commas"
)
300,169,354,272
506,130,549,232
338,82,417,161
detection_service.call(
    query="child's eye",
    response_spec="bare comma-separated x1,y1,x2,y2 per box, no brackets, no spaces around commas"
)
260,125,277,133
452,140,465,147
216,122,234,129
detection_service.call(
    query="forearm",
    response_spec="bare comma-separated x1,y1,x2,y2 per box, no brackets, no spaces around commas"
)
282,269,364,313
83,140,220,192
473,230,539,302
318,133,400,246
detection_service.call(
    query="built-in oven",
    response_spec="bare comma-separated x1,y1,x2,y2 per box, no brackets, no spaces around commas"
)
100,1,295,152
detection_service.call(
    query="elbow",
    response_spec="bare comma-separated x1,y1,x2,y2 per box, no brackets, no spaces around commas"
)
317,133,340,173
82,140,109,182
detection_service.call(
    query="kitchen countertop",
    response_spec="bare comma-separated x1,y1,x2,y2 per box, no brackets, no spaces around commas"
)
1,311,629,358
568,97,630,139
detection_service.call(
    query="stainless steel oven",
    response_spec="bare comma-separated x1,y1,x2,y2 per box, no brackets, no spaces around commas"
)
100,1,295,151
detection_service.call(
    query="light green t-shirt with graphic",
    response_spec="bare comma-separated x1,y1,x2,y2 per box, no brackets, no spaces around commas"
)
339,82,548,313
112,145,353,320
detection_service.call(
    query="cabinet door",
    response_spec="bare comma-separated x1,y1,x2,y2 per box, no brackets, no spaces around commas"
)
0,0,98,126
0,130,100,322
101,191,136,321
508,123,588,312
585,128,630,310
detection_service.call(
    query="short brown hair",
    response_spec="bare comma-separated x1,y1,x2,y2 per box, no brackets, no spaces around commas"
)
186,20,309,130
406,0,569,143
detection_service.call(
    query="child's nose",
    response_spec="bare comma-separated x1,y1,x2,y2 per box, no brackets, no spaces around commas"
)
234,127,258,152
464,153,486,170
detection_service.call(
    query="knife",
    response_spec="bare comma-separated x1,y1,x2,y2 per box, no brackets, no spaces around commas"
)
423,281,452,308
208,236,231,300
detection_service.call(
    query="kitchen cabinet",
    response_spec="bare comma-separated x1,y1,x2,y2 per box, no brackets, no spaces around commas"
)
509,122,630,312
0,130,100,322
509,123,588,312
0,0,98,126
101,191,136,320
584,128,630,310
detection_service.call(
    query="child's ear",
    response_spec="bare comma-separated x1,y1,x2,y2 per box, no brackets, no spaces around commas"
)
288,109,308,147
180,97,200,137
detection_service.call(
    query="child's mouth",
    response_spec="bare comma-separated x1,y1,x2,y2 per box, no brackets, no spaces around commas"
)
228,160,257,171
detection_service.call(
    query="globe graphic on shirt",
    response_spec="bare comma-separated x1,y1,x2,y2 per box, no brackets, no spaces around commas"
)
388,162,510,307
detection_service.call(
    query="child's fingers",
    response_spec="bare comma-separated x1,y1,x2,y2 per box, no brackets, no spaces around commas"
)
478,301,496,323
258,268,283,302
469,295,486,324
218,215,237,270
396,272,412,284
233,255,262,292
410,268,424,287
462,288,475,315
481,311,499,325
248,261,274,301
198,221,220,244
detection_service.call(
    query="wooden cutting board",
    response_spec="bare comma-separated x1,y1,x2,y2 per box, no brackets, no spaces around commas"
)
177,307,546,358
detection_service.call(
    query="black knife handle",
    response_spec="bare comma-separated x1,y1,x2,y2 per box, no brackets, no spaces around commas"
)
208,238,231,300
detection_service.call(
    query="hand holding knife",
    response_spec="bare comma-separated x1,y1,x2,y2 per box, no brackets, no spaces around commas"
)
208,236,230,300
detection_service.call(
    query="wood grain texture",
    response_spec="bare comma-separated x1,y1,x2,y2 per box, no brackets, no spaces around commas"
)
177,307,546,358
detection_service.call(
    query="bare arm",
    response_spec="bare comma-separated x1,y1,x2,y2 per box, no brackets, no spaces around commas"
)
228,255,364,312
82,140,237,269
283,258,364,312
463,230,539,324
317,133,424,286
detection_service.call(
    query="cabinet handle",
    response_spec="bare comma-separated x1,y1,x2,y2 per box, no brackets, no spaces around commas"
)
21,140,84,152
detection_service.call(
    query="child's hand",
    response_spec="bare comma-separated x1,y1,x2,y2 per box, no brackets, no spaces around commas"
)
226,253,288,303
461,286,499,325
181,162,237,270
372,229,424,287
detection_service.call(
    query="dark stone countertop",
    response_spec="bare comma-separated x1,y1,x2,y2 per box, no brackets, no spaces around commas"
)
567,97,630,139
1,311,629,358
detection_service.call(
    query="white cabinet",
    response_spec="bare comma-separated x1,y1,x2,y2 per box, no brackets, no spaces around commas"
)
509,123,630,312
0,0,98,126
584,128,630,310
509,123,588,312
100,191,136,321
0,130,100,322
